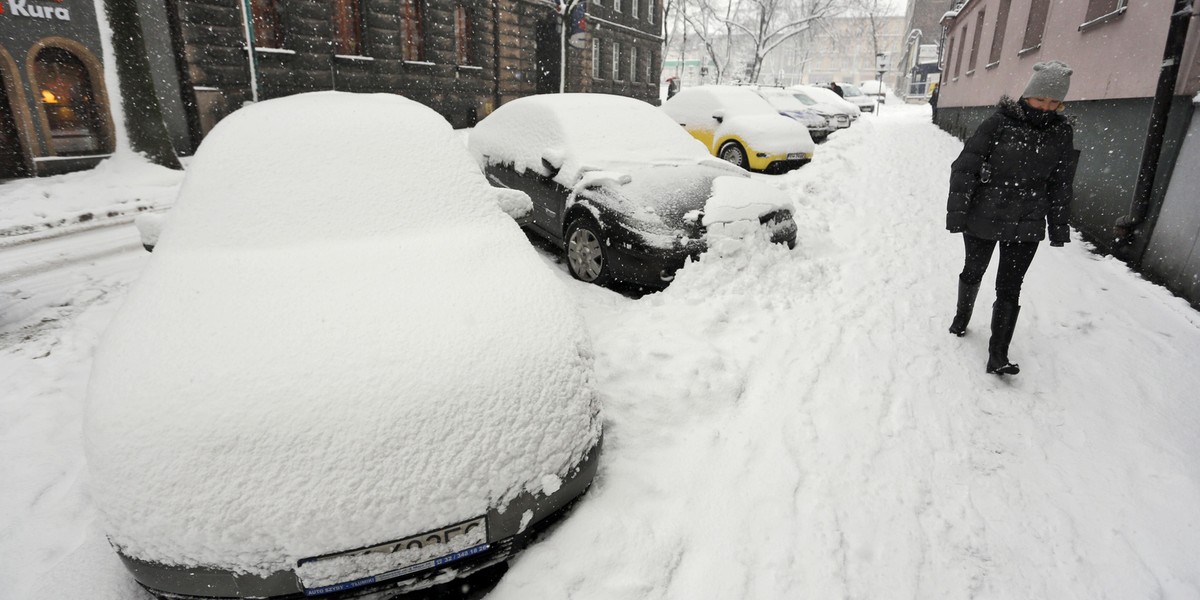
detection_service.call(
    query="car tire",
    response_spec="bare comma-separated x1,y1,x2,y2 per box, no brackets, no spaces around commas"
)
565,217,611,286
718,141,749,170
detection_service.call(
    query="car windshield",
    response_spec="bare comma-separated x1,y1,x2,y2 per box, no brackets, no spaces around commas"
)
840,84,864,97
758,89,810,112
790,92,818,106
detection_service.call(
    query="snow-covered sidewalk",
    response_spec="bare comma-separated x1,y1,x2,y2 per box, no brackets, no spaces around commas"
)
2,105,1198,600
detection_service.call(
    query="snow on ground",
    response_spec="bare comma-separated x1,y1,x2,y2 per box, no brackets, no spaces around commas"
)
2,105,1199,600
0,153,182,241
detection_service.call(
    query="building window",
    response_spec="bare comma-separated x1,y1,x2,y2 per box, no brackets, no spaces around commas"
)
988,0,1012,66
333,0,364,55
1082,0,1126,28
632,0,639,19
967,9,985,73
647,50,654,83
943,36,955,79
592,38,602,79
33,47,109,155
613,0,621,13
953,26,966,77
455,5,474,64
401,0,425,61
612,41,621,80
648,0,654,24
1021,0,1050,53
630,46,638,82
251,0,285,48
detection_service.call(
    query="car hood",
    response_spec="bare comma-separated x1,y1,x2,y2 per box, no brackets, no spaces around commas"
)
85,229,600,577
718,114,815,154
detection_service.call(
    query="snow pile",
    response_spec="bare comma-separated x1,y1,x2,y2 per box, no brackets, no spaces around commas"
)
470,93,711,188
83,92,600,578
0,153,182,240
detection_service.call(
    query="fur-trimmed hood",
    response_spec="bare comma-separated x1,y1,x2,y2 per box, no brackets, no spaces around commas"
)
997,95,1073,130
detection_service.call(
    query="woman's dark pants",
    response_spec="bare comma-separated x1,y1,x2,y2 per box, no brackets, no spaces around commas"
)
957,233,1039,373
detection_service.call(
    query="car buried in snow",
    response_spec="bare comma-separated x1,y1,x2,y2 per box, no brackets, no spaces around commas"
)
84,92,601,600
468,93,798,290
748,85,836,141
660,85,816,173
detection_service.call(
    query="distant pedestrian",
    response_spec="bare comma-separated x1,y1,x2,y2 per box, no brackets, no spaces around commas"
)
929,83,939,120
666,77,681,100
829,81,844,98
944,60,1080,376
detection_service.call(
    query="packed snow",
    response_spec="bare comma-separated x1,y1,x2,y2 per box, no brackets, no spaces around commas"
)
2,103,1199,600
83,93,599,578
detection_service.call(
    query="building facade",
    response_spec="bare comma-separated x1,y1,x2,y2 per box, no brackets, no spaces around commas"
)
0,0,193,178
758,16,906,90
936,0,1200,307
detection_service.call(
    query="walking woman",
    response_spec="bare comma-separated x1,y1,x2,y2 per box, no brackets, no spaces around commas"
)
945,60,1080,376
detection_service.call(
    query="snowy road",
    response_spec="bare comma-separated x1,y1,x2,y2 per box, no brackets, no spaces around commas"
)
2,106,1199,600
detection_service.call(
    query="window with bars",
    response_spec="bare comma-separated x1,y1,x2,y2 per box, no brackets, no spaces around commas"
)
1021,0,1050,53
454,5,474,64
400,0,425,61
967,9,985,73
630,46,638,82
592,37,601,78
612,41,621,80
647,0,654,24
333,0,364,55
988,0,1012,66
250,0,285,48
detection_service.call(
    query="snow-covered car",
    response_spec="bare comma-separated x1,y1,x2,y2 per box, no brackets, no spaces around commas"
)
749,86,835,141
470,93,798,289
661,85,816,173
84,92,602,600
834,82,877,113
790,85,859,128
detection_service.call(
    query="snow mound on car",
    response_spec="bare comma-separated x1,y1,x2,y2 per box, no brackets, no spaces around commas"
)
469,93,711,188
84,92,599,576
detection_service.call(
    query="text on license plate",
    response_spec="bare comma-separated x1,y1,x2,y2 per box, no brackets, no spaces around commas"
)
787,153,809,160
296,516,488,595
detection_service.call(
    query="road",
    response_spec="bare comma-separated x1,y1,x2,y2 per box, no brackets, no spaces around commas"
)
0,223,146,350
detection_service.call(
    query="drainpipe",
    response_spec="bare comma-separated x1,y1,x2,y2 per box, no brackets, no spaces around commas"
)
1114,0,1195,263
237,0,260,103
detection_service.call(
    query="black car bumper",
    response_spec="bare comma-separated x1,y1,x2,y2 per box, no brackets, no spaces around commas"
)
118,441,601,600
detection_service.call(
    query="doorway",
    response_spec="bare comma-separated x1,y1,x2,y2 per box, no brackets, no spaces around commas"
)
0,66,28,179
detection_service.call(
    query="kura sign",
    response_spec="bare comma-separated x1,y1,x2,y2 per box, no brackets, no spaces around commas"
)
1,0,72,21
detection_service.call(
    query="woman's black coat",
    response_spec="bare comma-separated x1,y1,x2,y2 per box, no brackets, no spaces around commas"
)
946,97,1079,244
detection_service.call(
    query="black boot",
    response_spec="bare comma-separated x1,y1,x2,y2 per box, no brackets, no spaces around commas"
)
948,277,982,337
986,300,1021,375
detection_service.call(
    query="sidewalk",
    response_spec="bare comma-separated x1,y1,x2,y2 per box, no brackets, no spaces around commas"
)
0,154,184,247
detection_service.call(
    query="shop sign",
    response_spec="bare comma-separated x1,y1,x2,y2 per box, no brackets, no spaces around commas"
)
1,0,72,21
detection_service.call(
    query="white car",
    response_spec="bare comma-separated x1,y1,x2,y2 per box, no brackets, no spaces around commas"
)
85,92,602,599
789,85,858,129
834,82,877,113
749,86,835,141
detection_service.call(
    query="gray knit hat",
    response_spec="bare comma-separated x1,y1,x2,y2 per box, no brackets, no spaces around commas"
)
1022,60,1073,101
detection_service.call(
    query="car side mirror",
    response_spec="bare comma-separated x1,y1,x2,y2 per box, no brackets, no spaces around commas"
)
712,109,725,124
540,157,561,178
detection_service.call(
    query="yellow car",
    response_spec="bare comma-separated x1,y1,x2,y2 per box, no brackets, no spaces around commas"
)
662,85,816,174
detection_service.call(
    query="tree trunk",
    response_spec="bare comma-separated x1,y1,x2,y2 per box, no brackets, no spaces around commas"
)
103,0,183,169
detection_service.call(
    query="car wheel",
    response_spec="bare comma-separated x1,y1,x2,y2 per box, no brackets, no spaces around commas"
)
565,217,611,285
718,141,749,170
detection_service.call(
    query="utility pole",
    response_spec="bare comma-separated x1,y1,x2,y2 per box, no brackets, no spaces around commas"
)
557,0,586,93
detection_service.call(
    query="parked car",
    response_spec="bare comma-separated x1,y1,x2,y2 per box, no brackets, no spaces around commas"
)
815,81,876,113
749,86,835,141
661,85,816,173
469,93,798,289
85,92,602,600
835,82,877,113
788,85,857,130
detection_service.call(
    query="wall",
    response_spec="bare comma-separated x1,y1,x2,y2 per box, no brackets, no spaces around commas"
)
1142,100,1200,308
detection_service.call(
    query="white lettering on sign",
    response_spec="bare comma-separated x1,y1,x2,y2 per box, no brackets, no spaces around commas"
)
7,0,72,21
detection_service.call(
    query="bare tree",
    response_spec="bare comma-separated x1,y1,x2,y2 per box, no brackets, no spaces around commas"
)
723,0,844,83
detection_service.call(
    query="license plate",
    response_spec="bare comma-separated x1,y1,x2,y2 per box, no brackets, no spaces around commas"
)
296,517,489,595
787,153,809,160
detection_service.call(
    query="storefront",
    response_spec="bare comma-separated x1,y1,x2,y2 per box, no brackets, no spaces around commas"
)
0,0,120,177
